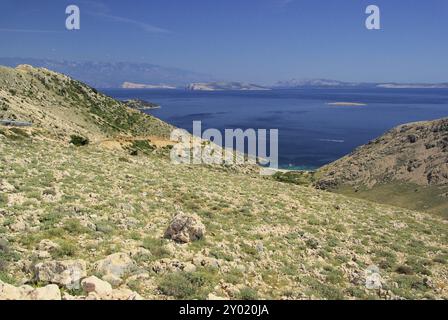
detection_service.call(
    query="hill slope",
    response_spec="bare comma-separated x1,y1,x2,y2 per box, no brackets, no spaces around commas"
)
316,118,448,217
0,65,173,141
0,66,447,300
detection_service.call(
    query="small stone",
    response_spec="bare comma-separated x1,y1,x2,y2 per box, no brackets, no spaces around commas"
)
164,213,205,243
110,288,144,300
36,250,51,259
192,254,220,269
255,242,264,253
38,239,60,252
10,219,27,232
81,276,113,296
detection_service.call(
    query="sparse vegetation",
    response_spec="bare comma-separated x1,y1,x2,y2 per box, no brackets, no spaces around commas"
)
0,65,446,300
158,271,216,299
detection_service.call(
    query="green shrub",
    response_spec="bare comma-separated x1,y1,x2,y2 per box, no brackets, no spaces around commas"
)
39,212,63,230
128,140,155,155
70,135,89,146
0,239,20,275
0,193,8,205
158,271,215,299
63,219,89,235
54,240,77,258
395,265,414,275
95,220,116,234
273,171,315,186
238,287,259,300
142,237,171,259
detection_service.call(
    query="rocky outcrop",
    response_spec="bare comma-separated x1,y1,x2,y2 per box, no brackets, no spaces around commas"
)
33,260,87,289
316,118,448,189
164,213,205,243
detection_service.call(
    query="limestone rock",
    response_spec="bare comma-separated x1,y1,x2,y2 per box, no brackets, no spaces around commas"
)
192,254,221,269
0,281,22,300
81,276,113,296
164,213,205,243
38,239,60,252
0,281,61,300
28,284,61,300
10,219,27,232
94,252,135,277
102,273,123,287
110,288,144,300
207,293,227,300
34,259,87,289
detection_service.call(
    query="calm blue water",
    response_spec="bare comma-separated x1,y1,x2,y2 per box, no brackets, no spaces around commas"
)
104,88,448,169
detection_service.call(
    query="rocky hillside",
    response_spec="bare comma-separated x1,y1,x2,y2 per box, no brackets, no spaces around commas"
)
0,65,173,141
316,118,448,216
0,66,447,300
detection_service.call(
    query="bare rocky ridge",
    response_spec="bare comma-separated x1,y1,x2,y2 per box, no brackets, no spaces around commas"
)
316,118,448,188
0,65,447,300
315,118,448,216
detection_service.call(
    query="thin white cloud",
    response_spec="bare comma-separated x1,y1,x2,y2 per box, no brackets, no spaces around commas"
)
93,13,171,34
0,28,61,33
80,1,170,34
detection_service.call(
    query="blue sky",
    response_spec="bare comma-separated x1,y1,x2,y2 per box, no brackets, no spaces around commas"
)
0,0,447,84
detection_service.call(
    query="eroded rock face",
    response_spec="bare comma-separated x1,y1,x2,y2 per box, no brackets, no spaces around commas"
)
33,260,87,290
164,213,205,243
94,253,135,278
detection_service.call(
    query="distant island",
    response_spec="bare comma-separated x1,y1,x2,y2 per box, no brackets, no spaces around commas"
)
186,82,271,91
376,83,448,89
274,78,364,88
124,99,161,110
327,102,367,106
274,78,448,89
122,82,177,89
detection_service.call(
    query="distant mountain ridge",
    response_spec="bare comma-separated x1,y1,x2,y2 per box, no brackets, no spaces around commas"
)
186,82,271,91
274,78,366,88
0,58,214,89
274,78,448,89
121,82,177,89
1,59,446,90
377,83,448,89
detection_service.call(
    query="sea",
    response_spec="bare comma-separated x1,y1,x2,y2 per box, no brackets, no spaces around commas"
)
104,88,448,170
